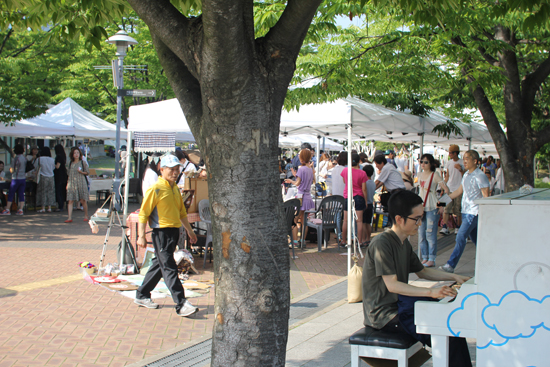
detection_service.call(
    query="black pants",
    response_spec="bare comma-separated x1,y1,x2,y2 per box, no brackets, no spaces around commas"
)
380,296,472,367
55,180,67,210
136,227,186,311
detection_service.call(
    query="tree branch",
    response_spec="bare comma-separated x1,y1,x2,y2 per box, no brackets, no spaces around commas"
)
150,33,202,138
536,124,550,149
521,54,550,115
350,38,400,61
265,0,323,58
0,136,14,158
0,28,13,56
126,0,200,79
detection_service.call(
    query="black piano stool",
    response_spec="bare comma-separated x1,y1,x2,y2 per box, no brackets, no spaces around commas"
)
349,326,423,367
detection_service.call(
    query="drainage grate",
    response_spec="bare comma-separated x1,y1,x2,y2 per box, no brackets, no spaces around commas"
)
142,280,347,367
144,339,212,367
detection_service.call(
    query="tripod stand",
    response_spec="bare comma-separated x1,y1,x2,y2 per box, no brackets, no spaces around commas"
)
96,191,139,271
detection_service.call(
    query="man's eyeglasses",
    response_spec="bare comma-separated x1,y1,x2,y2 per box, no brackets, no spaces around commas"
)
420,160,430,164
406,215,424,225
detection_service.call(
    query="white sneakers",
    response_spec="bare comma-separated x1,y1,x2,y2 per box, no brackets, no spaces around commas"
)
134,298,159,309
440,227,450,235
177,300,198,317
439,264,455,273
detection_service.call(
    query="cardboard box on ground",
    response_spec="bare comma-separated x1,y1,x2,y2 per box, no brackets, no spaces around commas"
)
183,177,208,213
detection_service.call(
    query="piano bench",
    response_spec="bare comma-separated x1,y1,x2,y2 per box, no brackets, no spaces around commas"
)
349,327,423,367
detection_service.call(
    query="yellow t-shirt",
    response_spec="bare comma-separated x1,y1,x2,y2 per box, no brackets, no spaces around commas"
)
139,176,187,228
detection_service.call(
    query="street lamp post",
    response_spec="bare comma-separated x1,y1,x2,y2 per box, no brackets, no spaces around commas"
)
107,30,138,209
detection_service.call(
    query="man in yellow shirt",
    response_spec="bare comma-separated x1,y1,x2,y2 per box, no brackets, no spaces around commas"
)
135,154,199,317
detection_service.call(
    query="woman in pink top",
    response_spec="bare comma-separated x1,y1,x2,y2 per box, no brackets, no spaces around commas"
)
340,153,368,247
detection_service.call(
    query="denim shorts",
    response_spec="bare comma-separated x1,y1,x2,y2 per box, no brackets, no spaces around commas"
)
344,195,366,211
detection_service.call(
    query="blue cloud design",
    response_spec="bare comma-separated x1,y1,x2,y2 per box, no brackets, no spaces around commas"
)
447,290,550,350
482,291,550,339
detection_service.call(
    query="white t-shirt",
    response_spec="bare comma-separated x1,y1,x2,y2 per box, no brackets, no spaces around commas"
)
318,160,329,182
444,158,464,192
461,168,490,215
177,160,196,186
142,168,158,195
395,156,408,172
377,164,406,191
331,165,345,196
37,156,55,177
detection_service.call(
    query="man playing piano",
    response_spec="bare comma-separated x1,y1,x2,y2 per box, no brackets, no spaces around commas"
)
362,190,473,366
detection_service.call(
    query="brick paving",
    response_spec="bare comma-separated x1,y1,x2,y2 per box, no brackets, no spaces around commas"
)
0,197,371,367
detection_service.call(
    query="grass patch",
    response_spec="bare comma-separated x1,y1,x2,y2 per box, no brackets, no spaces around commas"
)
535,178,550,189
88,156,115,175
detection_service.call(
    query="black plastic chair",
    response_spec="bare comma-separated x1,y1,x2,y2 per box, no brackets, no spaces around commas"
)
303,195,345,252
283,198,301,259
198,199,213,268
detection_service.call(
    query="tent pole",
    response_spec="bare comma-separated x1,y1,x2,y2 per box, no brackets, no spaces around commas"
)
120,130,132,268
347,125,352,275
420,134,424,157
322,137,326,153
469,125,473,151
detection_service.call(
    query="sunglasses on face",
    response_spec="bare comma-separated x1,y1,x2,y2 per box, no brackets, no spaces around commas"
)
420,161,430,164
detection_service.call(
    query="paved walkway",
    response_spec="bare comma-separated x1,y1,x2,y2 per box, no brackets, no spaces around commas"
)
0,196,473,367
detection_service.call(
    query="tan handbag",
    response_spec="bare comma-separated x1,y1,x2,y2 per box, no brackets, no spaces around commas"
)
348,256,363,303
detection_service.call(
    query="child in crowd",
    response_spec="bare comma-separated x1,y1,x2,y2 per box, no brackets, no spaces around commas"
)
362,164,376,246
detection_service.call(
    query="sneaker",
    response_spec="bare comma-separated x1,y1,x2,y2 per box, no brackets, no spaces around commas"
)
134,298,159,309
0,209,10,215
177,299,198,317
440,227,450,235
15,210,24,216
439,263,455,273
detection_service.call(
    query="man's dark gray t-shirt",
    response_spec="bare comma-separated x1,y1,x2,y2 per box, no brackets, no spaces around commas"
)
362,230,424,329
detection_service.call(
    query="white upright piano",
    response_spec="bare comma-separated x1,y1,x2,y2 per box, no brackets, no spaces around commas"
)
415,188,550,367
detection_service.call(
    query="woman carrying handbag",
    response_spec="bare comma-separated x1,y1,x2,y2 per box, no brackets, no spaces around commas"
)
416,154,449,268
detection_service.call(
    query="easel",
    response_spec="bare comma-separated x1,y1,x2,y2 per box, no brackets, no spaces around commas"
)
95,191,139,270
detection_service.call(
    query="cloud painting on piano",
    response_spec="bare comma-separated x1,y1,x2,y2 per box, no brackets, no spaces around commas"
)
447,290,550,349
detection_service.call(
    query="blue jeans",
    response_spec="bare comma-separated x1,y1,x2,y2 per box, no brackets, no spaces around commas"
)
447,214,478,268
418,209,439,261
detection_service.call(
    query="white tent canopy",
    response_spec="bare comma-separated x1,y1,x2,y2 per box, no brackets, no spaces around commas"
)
279,134,343,151
0,98,127,139
280,97,493,145
128,98,195,142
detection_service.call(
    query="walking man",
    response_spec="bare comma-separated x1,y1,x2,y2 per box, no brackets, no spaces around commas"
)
439,150,490,273
440,144,464,235
135,154,199,317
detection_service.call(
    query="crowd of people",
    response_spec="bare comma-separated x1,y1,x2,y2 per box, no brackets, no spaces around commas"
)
0,143,87,221
281,143,498,366
281,143,499,271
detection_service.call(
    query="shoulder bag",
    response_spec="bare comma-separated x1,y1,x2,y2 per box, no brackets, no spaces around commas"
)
422,172,434,207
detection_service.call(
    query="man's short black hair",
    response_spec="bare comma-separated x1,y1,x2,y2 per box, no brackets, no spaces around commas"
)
373,155,387,165
388,190,423,224
363,164,374,178
286,158,291,163
301,142,312,150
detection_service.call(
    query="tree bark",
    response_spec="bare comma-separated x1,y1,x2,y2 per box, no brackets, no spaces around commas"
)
126,0,322,365
462,25,550,191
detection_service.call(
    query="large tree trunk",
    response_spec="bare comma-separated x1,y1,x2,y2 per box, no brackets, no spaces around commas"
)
470,25,550,192
126,0,322,365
